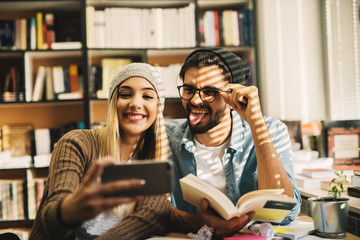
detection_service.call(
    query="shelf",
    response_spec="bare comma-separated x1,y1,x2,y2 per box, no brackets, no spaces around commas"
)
87,0,192,8
198,0,250,8
24,50,82,58
0,1,81,12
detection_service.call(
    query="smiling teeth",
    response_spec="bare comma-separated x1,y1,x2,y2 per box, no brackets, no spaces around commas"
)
191,109,207,114
128,115,143,119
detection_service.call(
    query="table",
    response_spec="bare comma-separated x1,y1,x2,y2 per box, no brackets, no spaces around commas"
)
160,215,360,239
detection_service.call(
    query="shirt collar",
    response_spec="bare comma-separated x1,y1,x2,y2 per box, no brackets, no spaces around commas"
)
228,110,246,152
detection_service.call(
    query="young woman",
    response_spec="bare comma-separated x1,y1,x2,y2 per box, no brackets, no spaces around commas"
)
29,63,170,240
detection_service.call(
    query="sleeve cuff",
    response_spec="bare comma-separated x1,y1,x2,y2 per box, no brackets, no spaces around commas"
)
41,197,81,238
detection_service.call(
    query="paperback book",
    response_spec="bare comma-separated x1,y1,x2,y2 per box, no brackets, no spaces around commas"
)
180,174,297,223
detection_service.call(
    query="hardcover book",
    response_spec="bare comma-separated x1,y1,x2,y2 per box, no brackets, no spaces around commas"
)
295,174,331,188
180,174,297,223
347,187,360,198
301,168,354,179
351,175,360,187
100,58,132,98
0,20,15,48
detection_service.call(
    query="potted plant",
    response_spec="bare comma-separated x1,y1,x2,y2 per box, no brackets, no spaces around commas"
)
308,170,350,239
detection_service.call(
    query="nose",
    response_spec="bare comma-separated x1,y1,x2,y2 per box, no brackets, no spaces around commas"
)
190,90,203,105
129,95,142,109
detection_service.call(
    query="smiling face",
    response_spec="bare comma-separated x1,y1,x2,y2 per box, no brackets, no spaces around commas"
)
117,77,158,139
182,65,230,134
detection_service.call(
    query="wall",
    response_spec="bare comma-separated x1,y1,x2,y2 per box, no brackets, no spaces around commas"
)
256,0,326,122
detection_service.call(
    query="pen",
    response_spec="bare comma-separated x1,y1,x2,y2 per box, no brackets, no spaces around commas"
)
248,221,261,235
219,89,233,93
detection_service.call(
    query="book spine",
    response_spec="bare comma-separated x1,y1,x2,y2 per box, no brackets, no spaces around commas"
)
20,18,27,50
32,66,46,102
36,12,43,50
238,10,244,46
69,64,79,92
45,13,55,49
198,12,205,47
30,17,37,50
213,11,220,47
0,20,15,49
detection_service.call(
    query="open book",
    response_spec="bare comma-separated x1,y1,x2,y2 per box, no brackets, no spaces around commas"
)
180,174,297,223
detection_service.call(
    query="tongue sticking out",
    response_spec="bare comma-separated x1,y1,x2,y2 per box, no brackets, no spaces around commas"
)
189,112,206,125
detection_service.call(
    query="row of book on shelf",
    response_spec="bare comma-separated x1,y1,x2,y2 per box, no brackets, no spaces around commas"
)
0,12,81,50
0,66,24,102
286,120,360,166
25,64,83,102
2,52,255,102
199,8,253,47
0,121,85,169
91,58,182,99
295,167,360,198
91,57,254,100
0,170,46,221
0,64,83,103
86,4,196,49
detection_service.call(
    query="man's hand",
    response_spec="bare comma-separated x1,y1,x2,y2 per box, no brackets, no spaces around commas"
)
220,84,262,124
60,157,145,225
198,198,254,238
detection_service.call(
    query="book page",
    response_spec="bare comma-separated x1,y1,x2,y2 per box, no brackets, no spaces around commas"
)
236,194,297,223
236,189,285,206
180,174,238,220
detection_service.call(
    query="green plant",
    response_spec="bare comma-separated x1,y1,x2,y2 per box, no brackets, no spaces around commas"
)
328,170,349,200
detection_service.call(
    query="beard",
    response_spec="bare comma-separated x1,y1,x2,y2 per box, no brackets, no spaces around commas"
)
187,103,226,134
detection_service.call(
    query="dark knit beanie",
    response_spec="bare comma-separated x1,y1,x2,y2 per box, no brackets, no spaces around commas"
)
184,48,250,84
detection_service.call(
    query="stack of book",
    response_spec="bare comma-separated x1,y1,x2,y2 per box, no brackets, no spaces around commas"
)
295,168,354,190
348,170,360,198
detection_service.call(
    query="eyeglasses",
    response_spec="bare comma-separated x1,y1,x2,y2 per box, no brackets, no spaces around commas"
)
177,85,232,103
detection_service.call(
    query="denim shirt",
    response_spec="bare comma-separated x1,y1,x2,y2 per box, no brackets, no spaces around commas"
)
165,110,301,225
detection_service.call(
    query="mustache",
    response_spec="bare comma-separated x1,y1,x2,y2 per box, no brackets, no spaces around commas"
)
186,103,211,113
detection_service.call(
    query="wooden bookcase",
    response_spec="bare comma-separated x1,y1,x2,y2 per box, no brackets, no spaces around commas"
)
0,0,258,232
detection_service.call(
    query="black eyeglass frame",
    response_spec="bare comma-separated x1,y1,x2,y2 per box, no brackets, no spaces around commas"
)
177,85,232,103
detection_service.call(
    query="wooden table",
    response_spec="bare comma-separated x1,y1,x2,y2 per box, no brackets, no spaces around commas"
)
162,215,360,239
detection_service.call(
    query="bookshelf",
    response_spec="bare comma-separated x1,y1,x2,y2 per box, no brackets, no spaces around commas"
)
0,0,258,232
0,167,48,236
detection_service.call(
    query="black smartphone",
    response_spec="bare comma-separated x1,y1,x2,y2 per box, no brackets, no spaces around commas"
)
101,160,173,197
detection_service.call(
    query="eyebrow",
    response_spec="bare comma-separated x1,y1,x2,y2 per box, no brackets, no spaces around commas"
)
183,84,220,90
119,86,156,92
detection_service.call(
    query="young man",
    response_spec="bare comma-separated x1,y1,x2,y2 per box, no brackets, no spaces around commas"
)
166,48,301,237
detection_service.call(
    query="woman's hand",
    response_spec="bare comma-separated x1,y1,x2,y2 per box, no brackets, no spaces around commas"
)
220,84,263,124
60,157,145,225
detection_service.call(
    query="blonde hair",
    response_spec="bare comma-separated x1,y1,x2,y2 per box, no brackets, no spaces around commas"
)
95,83,169,216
